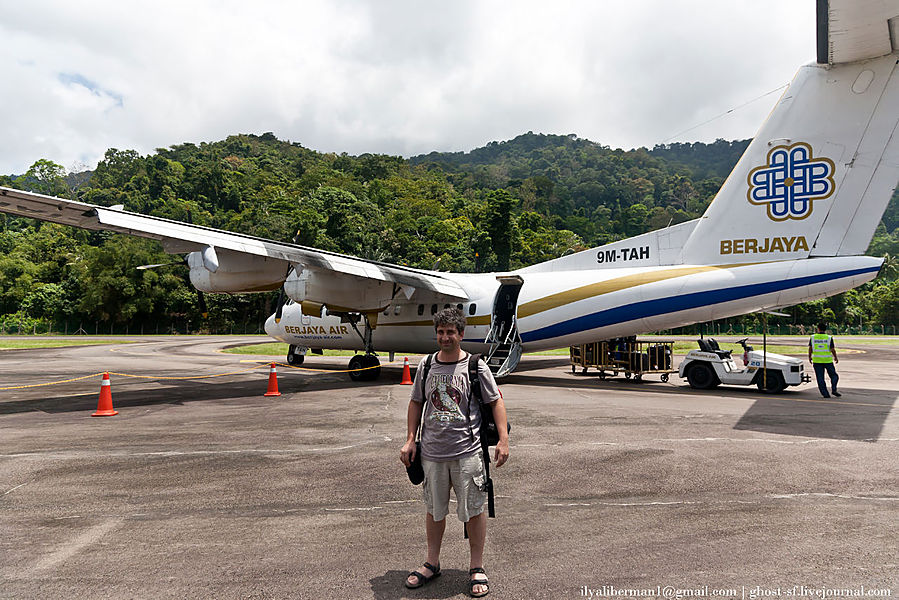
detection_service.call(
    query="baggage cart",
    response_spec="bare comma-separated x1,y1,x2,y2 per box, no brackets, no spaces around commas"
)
569,338,676,382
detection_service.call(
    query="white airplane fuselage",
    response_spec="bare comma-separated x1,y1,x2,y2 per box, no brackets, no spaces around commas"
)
265,255,883,355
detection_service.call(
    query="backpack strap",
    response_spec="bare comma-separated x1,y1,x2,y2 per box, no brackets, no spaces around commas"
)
483,446,495,518
465,353,482,443
421,352,433,399
467,353,496,518
417,353,434,440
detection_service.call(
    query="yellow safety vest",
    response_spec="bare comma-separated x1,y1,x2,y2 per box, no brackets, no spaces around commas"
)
810,334,833,363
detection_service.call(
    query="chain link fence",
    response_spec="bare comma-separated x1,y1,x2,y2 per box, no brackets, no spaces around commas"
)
0,319,267,336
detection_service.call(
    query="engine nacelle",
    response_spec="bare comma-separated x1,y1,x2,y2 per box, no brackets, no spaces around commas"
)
188,248,286,293
283,267,394,312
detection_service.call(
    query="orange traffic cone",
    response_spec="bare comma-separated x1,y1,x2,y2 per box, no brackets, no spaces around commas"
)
264,362,281,397
400,357,413,385
92,372,118,417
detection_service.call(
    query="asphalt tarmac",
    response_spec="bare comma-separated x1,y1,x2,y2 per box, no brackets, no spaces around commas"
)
1,336,897,600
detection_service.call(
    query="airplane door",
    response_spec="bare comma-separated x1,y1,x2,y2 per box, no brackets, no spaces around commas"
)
486,276,524,377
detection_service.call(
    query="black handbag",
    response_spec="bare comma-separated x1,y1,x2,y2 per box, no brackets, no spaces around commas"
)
406,441,424,485
407,371,427,485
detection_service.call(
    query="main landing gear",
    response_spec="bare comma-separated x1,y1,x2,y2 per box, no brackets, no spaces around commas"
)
348,354,381,381
346,312,381,382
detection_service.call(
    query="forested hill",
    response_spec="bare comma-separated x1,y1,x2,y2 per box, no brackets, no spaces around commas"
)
412,133,749,180
0,132,897,333
410,132,748,246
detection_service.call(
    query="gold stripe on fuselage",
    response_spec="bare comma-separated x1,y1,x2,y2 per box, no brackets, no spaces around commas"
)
517,265,740,319
379,315,492,328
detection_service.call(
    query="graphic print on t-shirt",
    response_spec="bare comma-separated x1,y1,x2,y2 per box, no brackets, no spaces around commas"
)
428,373,466,424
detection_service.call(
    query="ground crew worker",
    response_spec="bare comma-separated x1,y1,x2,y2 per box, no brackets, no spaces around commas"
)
808,322,840,398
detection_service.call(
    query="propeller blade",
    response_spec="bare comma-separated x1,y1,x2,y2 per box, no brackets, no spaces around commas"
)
274,288,286,324
136,261,185,270
273,263,296,324
136,256,188,270
198,291,208,319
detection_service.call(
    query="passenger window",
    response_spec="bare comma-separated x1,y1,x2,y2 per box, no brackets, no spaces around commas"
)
469,303,477,316
418,304,424,316
456,303,463,311
431,304,437,315
443,304,450,309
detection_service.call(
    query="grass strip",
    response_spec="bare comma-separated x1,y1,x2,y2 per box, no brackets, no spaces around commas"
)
0,338,134,351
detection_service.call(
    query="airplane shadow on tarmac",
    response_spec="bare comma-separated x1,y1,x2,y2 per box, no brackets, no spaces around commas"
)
732,391,897,442
4,358,894,443
504,359,897,443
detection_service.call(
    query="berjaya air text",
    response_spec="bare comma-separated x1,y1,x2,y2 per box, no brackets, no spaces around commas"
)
720,236,810,255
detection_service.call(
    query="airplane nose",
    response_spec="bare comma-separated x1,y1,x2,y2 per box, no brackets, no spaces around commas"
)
264,313,278,337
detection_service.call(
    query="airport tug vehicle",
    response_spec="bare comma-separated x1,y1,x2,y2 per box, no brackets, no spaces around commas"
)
678,338,810,394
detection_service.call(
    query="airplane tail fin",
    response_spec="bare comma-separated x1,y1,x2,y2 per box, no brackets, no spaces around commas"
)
680,1,899,265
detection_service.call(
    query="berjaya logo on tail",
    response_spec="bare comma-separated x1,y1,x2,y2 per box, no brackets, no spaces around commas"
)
747,142,835,221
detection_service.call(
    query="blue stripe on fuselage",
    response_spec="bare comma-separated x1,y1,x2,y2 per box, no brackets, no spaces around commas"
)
519,265,880,343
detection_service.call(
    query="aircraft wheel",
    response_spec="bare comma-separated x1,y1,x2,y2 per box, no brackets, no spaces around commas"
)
686,362,719,389
756,370,786,394
348,355,366,381
362,354,381,381
286,346,304,366
661,373,669,383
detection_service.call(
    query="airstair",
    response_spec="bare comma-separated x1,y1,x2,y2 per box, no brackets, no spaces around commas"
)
484,277,523,378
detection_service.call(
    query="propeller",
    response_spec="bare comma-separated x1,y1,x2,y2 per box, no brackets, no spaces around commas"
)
274,230,302,324
134,256,207,319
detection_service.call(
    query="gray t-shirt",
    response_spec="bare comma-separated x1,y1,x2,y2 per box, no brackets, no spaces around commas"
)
411,352,501,462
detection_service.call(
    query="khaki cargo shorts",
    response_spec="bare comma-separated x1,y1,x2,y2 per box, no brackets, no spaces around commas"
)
421,452,487,522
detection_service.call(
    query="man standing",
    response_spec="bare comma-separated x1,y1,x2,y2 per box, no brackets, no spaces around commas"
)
808,322,840,398
400,308,509,598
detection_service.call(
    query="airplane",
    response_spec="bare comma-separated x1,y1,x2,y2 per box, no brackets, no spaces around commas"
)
1,0,897,383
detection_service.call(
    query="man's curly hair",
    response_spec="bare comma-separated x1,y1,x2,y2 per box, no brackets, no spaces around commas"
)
433,307,466,334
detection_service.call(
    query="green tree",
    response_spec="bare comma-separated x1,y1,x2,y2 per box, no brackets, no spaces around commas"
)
16,159,69,197
485,189,519,271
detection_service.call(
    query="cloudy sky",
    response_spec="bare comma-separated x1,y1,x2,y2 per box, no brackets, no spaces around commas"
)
0,0,816,175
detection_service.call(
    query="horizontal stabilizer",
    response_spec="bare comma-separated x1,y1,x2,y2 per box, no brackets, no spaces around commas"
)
818,0,899,65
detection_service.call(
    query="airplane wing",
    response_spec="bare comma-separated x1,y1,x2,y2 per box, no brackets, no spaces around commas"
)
819,0,899,65
0,186,468,301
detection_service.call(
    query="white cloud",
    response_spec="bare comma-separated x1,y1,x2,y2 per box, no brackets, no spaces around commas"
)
0,0,816,174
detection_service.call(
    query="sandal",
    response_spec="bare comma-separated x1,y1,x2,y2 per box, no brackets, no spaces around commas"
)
405,561,440,589
469,567,489,597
